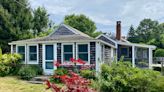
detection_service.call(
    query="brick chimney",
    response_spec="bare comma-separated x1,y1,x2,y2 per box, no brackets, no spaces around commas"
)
116,21,121,40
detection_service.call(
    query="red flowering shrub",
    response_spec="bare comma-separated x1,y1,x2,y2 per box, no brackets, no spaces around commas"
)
46,70,96,92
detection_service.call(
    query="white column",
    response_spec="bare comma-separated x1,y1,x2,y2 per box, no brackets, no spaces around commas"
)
11,45,13,54
149,48,153,69
53,43,57,70
96,42,101,73
42,44,45,74
132,46,135,67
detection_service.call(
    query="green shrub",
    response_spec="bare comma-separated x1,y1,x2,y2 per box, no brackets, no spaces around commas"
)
18,65,37,80
93,62,160,92
155,49,164,57
0,64,10,77
0,48,21,76
54,68,68,76
80,69,95,79
29,65,43,75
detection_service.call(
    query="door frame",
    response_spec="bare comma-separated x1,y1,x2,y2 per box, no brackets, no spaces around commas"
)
42,43,57,75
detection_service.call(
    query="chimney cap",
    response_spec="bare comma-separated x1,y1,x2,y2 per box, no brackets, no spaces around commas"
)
117,21,121,24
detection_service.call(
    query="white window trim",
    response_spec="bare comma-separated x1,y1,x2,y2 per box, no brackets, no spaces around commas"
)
61,43,75,64
76,43,90,65
27,44,38,64
16,45,26,64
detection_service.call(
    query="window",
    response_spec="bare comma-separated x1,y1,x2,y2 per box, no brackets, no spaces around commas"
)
17,46,25,61
46,62,53,69
29,46,37,61
121,47,129,57
46,45,53,60
63,45,73,61
78,44,88,61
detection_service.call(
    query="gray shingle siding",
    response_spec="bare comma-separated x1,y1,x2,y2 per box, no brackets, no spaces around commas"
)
98,35,115,46
38,44,43,67
90,42,96,69
13,45,16,53
49,26,75,37
57,43,62,63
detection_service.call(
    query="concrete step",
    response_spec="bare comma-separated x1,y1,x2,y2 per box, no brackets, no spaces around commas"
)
29,76,51,84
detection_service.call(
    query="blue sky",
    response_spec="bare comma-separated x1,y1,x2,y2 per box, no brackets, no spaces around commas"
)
29,0,164,36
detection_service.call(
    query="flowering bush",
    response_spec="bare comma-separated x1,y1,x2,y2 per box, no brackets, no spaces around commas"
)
46,70,96,92
46,58,96,92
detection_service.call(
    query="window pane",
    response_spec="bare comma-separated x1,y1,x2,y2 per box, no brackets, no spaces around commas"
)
30,46,37,53
79,53,88,61
64,54,73,61
30,54,37,61
46,62,53,69
78,44,88,52
21,54,25,61
64,45,72,52
18,46,25,53
121,48,128,56
46,45,53,60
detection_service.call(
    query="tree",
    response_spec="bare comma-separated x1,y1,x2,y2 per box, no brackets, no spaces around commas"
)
127,25,138,42
0,0,33,52
64,14,101,37
127,19,159,43
33,7,49,36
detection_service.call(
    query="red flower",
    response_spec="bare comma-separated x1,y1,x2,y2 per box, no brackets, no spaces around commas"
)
70,58,77,63
77,58,86,64
54,61,61,67
45,80,51,89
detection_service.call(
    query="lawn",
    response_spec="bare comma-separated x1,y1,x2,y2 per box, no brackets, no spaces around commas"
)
0,76,51,92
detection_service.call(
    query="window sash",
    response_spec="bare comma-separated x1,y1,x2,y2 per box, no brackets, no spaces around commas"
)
63,44,73,62
29,46,37,61
17,46,25,61
77,44,88,62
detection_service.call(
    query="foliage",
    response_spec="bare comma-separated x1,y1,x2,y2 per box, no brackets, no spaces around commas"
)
127,19,159,43
0,48,21,76
54,68,68,76
33,7,49,36
80,69,96,79
64,14,101,38
18,65,38,80
154,49,164,57
0,0,50,53
46,71,95,92
0,0,33,52
151,76,164,92
29,65,43,75
93,62,160,92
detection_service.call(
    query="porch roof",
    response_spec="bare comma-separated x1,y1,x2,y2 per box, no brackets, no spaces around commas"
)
118,41,156,49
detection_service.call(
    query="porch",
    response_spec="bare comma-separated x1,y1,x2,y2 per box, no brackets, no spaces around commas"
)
117,42,155,68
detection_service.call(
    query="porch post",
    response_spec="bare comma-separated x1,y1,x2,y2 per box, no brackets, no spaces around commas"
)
149,48,153,69
11,45,13,54
132,46,135,67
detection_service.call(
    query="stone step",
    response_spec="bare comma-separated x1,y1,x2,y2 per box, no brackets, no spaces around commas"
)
29,76,51,84
28,80,44,84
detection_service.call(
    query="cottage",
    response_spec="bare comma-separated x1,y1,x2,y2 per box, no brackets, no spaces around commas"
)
9,21,156,75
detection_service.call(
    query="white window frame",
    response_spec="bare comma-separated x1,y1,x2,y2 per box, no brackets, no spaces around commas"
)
76,43,90,65
16,44,26,64
27,44,38,64
61,43,75,64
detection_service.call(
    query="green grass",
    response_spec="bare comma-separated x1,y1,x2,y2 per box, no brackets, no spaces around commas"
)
0,76,51,92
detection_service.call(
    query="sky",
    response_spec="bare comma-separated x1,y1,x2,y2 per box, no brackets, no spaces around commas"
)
29,0,164,36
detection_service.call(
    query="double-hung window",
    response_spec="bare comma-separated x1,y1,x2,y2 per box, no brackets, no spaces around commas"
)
77,44,88,62
29,46,37,62
63,44,73,62
17,46,25,61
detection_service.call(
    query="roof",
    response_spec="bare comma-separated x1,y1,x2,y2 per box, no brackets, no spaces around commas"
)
97,34,156,49
9,24,97,44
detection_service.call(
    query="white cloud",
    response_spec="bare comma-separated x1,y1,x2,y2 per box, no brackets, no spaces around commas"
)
29,0,164,36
